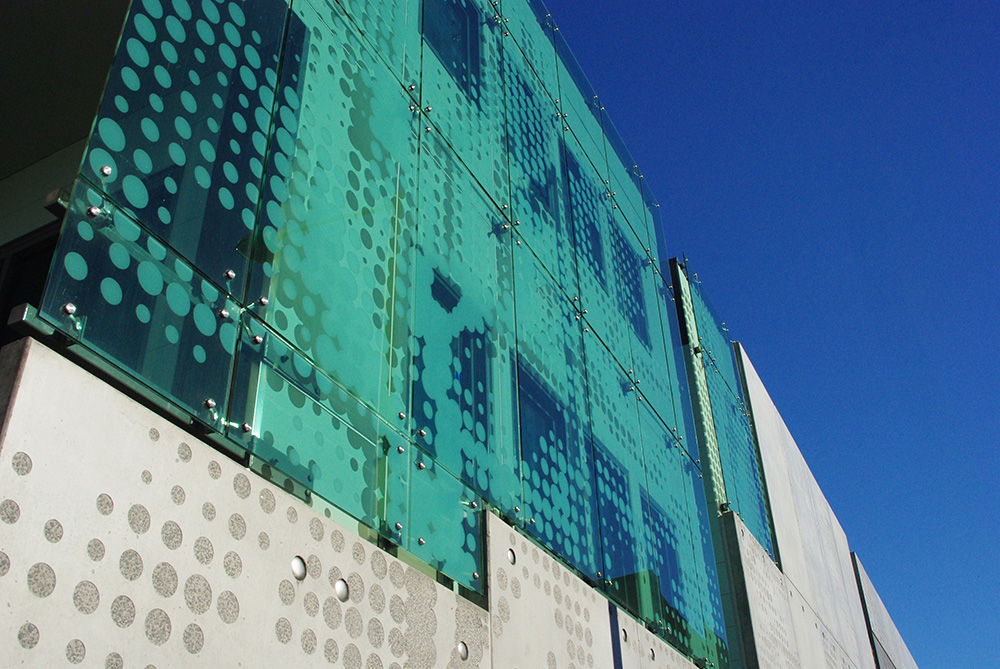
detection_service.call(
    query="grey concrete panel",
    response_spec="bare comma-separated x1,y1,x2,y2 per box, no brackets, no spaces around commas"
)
0,339,489,667
487,512,613,669
854,555,918,669
738,346,875,669
615,607,698,669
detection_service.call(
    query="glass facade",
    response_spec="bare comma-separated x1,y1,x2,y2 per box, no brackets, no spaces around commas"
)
34,0,778,664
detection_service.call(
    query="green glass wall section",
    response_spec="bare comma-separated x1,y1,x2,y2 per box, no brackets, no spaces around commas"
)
39,0,729,659
686,278,773,556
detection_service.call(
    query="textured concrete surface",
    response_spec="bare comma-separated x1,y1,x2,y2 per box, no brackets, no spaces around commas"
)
0,339,488,667
738,345,875,669
854,555,918,669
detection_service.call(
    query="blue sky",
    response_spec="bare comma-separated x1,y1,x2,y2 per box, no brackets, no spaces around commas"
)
542,1,1000,666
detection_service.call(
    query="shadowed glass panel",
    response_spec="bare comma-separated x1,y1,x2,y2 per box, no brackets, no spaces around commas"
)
554,30,606,181
637,402,702,655
41,180,237,425
421,0,509,206
501,0,558,101
411,134,521,517
504,40,577,298
584,327,646,613
244,0,420,430
513,241,600,578
80,0,290,293
602,111,649,248
565,133,630,368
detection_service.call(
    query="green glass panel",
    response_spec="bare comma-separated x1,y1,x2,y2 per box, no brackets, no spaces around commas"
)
81,0,290,295
502,0,558,102
513,241,600,579
409,447,484,592
683,455,729,664
504,36,578,299
228,314,384,528
584,327,645,613
411,133,522,517
554,31,606,181
420,0,510,206
603,110,650,249
308,0,421,86
689,278,773,554
383,440,484,592
41,180,237,425
565,133,631,369
637,402,702,654
244,0,420,431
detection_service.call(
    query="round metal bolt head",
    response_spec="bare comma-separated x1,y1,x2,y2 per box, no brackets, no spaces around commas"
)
252,335,264,345
529,518,535,524
218,309,230,319
242,423,252,433
86,206,101,217
225,269,236,280
514,506,520,513
398,412,406,420
204,398,217,409
408,84,417,90
290,555,307,581
424,106,432,112
334,578,350,602
418,537,425,546
258,297,268,306
62,303,77,315
395,522,403,531
472,572,479,580
457,641,469,661
397,445,405,454
418,428,426,437
507,548,516,565
417,462,426,470
424,126,432,132
470,501,478,509
100,165,113,177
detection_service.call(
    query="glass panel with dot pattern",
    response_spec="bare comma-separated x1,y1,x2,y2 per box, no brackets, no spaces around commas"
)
513,239,600,580
411,133,521,518
81,0,290,297
41,180,239,425
243,0,421,431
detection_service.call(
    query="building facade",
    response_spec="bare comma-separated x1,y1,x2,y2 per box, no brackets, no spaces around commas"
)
0,0,915,667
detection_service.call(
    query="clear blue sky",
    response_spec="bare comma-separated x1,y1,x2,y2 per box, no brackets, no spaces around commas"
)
542,1,1000,666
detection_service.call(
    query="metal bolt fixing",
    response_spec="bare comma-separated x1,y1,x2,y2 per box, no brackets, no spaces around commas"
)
225,269,236,280
204,398,217,409
86,206,101,218
258,297,268,306
418,537,425,545
62,303,77,315
252,335,264,345
417,462,425,470
418,428,426,437
395,522,403,531
100,165,112,177
241,423,252,432
397,445,405,453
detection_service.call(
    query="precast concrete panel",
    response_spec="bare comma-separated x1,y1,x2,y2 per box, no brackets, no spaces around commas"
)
487,512,614,669
0,339,489,668
853,555,918,669
615,606,700,669
737,345,875,669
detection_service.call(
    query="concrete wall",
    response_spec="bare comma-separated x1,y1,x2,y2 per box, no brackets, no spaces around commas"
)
736,345,876,669
853,555,918,669
0,337,698,668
